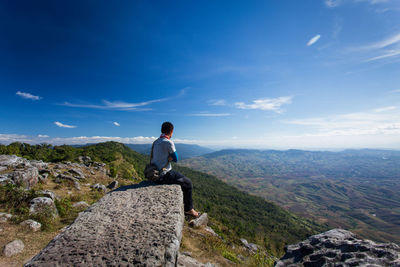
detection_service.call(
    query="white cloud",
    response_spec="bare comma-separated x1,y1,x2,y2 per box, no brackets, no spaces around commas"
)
0,134,197,145
190,113,231,117
61,98,164,111
307,35,321,46
366,49,400,61
325,0,342,7
54,121,77,128
286,107,400,136
16,91,41,100
373,106,396,112
367,33,400,49
208,99,226,106
38,134,49,138
113,122,120,126
235,96,292,113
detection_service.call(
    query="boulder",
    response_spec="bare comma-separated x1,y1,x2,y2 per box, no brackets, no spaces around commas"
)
38,173,49,182
0,166,6,172
29,197,58,217
0,175,14,186
7,167,39,189
91,183,106,192
106,180,118,190
25,182,184,267
189,213,208,228
72,201,89,209
0,155,26,168
177,253,217,267
0,212,13,223
3,239,24,257
29,160,48,170
20,219,41,232
275,229,400,266
38,190,58,201
67,168,85,179
78,156,92,166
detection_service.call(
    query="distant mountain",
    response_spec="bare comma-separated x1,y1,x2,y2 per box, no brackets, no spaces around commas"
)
181,149,400,244
125,143,214,159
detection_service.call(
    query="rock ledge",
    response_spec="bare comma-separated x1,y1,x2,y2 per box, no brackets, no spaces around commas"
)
25,182,184,267
276,228,400,266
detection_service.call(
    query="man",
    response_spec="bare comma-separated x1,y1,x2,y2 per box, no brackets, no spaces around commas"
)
151,122,199,217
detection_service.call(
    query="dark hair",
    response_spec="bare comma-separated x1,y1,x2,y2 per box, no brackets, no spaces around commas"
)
161,122,174,134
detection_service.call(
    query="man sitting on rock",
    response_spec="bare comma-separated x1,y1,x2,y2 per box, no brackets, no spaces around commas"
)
151,121,199,218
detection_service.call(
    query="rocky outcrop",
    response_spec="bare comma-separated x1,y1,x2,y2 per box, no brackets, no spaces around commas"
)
0,155,40,188
275,228,400,266
3,239,24,257
29,197,58,217
25,182,184,267
20,219,41,232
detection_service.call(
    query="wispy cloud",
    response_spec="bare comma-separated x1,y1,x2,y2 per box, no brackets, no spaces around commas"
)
325,0,341,8
235,96,292,113
208,99,226,106
366,32,400,50
189,113,231,117
286,107,400,136
113,121,120,126
16,91,41,100
54,121,77,128
307,35,321,46
325,0,391,8
61,98,165,111
373,106,396,112
366,49,400,61
38,134,49,138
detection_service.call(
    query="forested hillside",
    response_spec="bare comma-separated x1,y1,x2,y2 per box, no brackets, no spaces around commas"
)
181,149,400,244
0,142,326,256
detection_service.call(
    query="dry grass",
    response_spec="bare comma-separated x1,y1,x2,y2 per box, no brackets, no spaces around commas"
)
180,223,245,267
0,222,61,267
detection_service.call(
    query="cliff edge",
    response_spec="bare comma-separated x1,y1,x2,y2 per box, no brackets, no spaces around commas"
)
24,182,184,267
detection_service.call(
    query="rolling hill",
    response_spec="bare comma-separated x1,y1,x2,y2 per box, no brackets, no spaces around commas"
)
181,149,400,244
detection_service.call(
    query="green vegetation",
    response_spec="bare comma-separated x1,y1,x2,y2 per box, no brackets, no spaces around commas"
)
174,165,326,255
181,149,400,244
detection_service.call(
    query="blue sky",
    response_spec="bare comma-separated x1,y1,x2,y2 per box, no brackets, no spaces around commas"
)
1,0,400,149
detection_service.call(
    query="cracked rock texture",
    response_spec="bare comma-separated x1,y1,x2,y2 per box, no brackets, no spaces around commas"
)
25,181,184,267
275,228,400,267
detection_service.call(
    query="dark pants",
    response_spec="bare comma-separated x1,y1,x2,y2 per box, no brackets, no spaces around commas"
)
158,170,193,212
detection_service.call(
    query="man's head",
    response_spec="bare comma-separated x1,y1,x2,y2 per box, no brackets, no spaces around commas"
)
161,121,174,135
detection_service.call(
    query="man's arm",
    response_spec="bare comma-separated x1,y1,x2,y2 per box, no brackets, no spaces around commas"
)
169,151,178,162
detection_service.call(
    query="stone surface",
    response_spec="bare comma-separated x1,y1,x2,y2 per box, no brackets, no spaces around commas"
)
0,155,26,168
3,239,24,257
0,175,14,185
39,190,58,201
20,219,41,232
29,197,58,217
0,212,13,223
177,253,218,267
7,167,39,189
72,201,90,209
25,182,184,267
91,183,106,192
189,213,208,228
68,168,85,179
275,228,400,266
0,166,6,172
29,160,48,170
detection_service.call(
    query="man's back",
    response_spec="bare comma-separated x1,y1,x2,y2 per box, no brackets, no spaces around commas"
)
151,137,176,174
